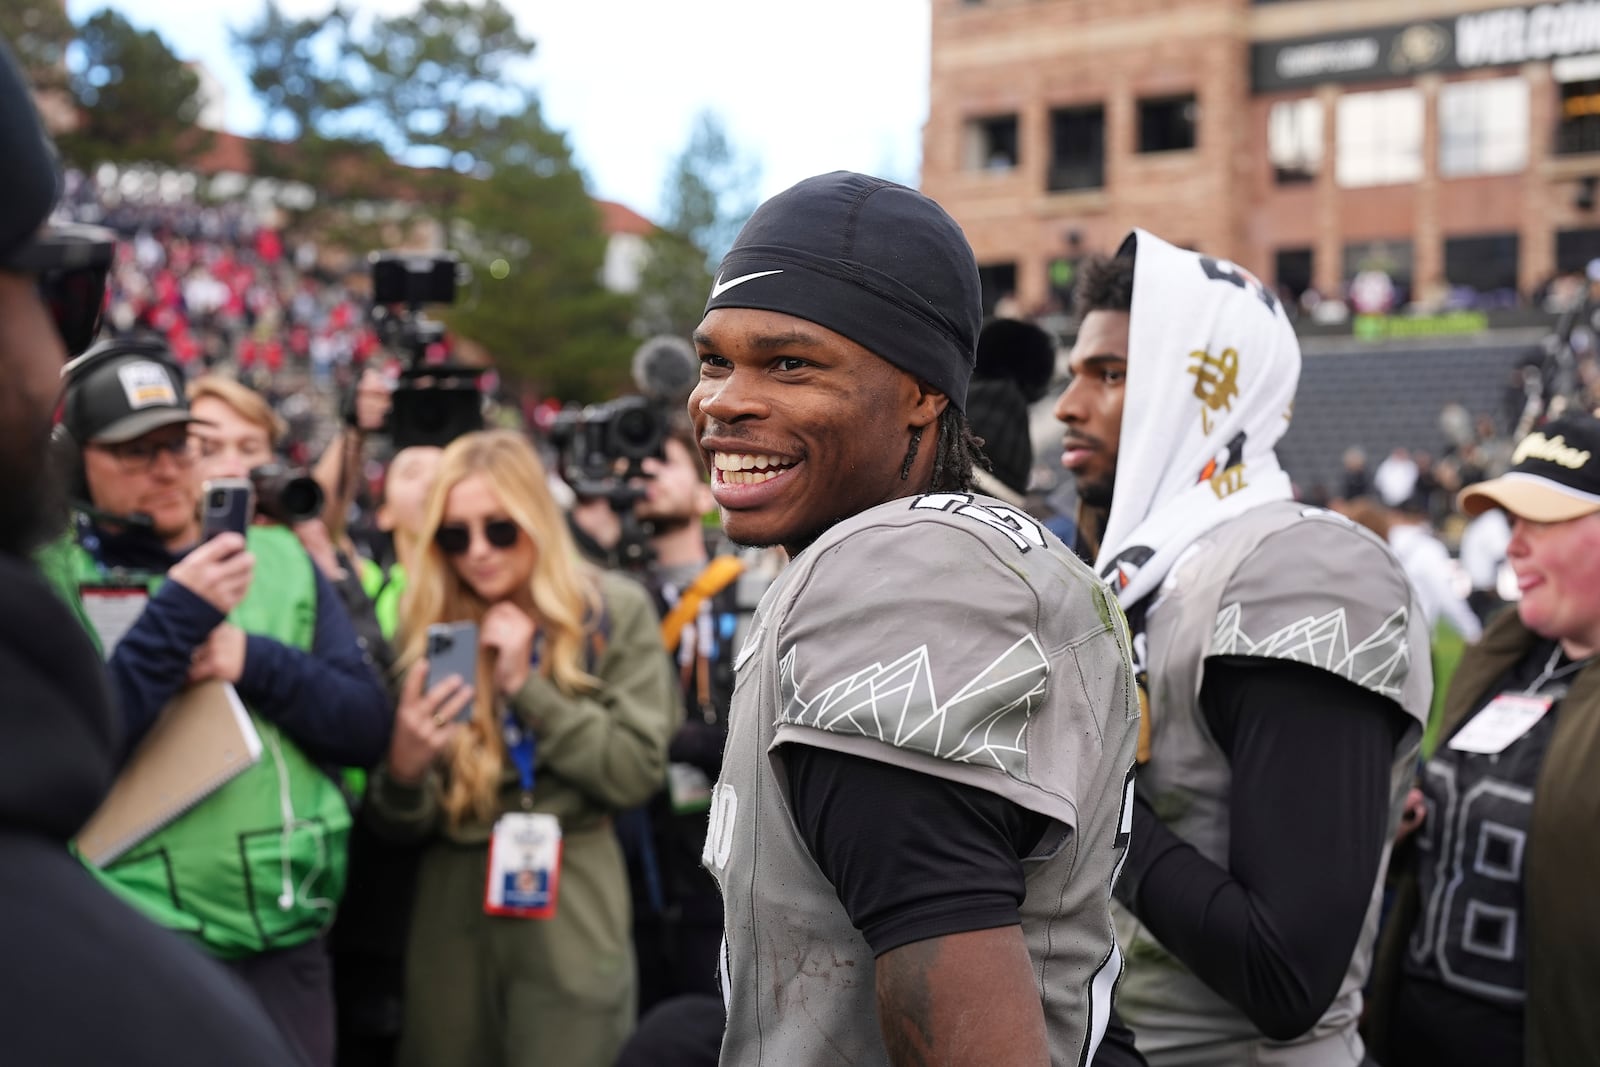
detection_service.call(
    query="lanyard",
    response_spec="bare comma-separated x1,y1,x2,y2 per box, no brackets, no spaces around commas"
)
502,710,537,807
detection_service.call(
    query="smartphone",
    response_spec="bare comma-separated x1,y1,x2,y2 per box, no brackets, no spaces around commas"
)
425,621,479,720
201,478,256,542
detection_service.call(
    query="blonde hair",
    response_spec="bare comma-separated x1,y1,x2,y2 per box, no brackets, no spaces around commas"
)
399,430,603,827
188,375,288,446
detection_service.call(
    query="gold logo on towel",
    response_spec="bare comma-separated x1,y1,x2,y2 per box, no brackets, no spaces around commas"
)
1188,347,1240,435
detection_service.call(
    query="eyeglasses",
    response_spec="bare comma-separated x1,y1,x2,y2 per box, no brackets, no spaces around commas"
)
435,518,521,556
92,436,194,474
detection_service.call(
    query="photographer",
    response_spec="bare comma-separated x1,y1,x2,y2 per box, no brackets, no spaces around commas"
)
189,373,393,670
40,340,391,1067
358,443,444,641
0,34,300,1066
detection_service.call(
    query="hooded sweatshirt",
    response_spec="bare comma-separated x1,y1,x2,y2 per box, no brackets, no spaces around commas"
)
0,552,303,1066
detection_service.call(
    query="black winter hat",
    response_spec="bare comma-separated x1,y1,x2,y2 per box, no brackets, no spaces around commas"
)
703,171,981,410
0,38,61,267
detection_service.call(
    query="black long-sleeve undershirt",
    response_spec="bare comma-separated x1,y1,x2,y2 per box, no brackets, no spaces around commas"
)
1114,654,1412,1040
782,744,1147,1067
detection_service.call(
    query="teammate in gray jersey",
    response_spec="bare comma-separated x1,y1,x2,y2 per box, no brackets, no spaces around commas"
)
690,170,1144,1067
1053,231,1431,1067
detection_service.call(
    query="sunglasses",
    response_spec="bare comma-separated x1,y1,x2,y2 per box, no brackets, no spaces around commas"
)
435,518,521,556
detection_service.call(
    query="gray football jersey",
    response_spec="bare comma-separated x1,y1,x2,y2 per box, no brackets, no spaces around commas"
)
705,492,1141,1066
1114,501,1430,1067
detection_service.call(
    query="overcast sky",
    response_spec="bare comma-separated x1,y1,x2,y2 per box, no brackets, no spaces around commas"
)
65,0,933,221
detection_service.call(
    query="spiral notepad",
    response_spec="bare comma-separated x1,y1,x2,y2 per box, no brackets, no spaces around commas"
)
76,681,263,867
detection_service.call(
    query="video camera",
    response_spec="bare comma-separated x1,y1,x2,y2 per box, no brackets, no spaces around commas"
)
368,251,483,450
548,397,668,498
547,336,700,570
249,463,325,525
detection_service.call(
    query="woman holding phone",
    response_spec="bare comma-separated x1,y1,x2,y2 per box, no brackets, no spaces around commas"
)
365,430,678,1067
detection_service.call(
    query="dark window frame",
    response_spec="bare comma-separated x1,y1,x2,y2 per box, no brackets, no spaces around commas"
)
965,113,1020,171
1047,104,1106,192
1137,94,1200,154
1443,233,1520,296
1557,79,1600,156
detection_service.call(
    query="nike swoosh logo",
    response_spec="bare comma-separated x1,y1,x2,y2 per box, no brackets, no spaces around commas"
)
711,270,783,299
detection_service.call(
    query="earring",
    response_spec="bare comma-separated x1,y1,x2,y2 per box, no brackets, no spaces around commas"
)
900,427,924,481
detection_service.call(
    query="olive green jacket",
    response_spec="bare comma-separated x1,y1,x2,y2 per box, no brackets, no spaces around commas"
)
364,571,680,844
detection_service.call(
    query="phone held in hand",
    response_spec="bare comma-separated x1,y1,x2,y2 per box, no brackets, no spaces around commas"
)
200,478,256,542
426,621,480,721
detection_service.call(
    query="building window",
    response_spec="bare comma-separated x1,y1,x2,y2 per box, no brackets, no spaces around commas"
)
1444,234,1519,300
1439,79,1528,177
964,114,1019,171
1557,228,1600,273
1269,98,1323,183
1138,94,1198,153
977,262,1017,316
1275,248,1315,305
1048,105,1106,192
1336,89,1423,188
1557,79,1600,155
1343,239,1414,312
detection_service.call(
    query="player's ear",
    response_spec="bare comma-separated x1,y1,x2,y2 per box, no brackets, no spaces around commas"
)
908,378,948,431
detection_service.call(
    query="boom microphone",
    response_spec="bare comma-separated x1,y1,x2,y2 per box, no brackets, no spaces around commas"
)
632,336,699,405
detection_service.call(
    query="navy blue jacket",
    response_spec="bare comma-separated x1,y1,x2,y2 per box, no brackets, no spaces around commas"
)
87,522,392,769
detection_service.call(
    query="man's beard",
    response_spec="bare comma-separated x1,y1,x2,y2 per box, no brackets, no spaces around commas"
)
1076,469,1116,511
0,413,63,556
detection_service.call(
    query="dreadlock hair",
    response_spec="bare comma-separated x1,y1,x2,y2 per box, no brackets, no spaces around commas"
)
929,404,989,493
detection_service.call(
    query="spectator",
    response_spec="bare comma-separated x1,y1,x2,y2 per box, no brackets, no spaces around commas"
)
967,316,1056,505
1374,446,1419,507
1459,506,1513,622
39,337,391,1067
364,430,677,1067
1368,413,1600,1067
0,36,302,1067
1340,446,1370,500
359,444,444,637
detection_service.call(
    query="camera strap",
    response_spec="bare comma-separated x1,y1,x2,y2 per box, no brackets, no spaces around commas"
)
659,556,745,651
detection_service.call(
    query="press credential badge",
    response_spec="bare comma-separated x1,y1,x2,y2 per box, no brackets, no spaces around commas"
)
484,812,562,919
1448,693,1554,756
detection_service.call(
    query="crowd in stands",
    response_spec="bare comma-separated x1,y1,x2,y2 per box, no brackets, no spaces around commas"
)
55,166,386,464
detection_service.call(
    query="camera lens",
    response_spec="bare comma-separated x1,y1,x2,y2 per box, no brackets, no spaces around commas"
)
209,489,226,508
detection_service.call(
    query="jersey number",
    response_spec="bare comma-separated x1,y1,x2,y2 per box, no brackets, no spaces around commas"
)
701,783,738,871
912,494,1047,552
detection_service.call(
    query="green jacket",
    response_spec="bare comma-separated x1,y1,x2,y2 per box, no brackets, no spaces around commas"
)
360,558,407,643
1369,607,1600,1067
365,570,680,845
46,525,352,959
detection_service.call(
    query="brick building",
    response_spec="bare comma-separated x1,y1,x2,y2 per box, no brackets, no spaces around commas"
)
922,0,1600,315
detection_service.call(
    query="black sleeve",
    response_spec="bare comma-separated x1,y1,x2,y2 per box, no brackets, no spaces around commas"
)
1095,1008,1149,1067
780,744,1050,957
1113,655,1409,1041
